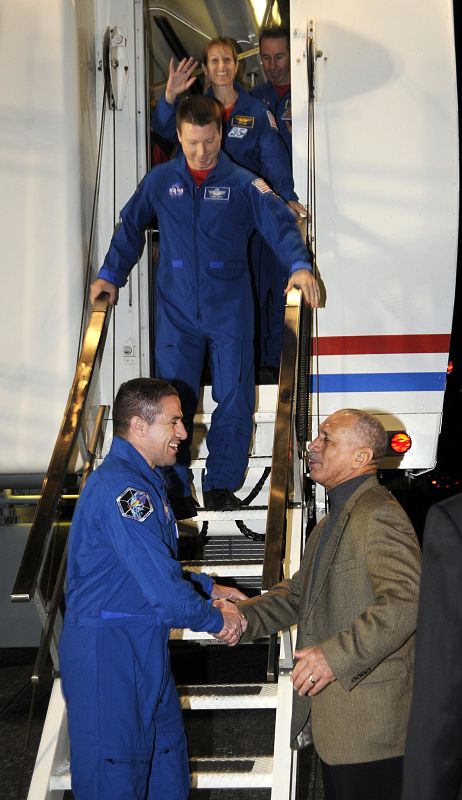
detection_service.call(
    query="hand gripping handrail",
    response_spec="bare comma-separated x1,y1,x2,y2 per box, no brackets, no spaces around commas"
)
11,297,111,602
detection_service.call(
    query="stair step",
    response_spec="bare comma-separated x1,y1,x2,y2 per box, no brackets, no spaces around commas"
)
198,384,277,412
193,411,275,424
49,755,273,791
179,683,277,710
182,562,263,577
178,507,268,522
190,755,273,789
190,456,272,469
49,761,70,790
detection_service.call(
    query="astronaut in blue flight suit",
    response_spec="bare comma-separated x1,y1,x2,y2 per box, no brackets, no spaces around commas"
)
151,37,307,377
251,25,298,375
59,377,248,800
251,26,293,159
91,96,320,515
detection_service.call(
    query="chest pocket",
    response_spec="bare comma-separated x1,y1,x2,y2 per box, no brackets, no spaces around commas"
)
328,557,358,575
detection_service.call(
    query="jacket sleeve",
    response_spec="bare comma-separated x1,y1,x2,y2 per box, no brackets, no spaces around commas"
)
151,94,179,144
105,488,223,633
320,500,421,691
98,172,158,288
247,181,312,273
238,570,301,640
402,502,462,800
255,107,297,201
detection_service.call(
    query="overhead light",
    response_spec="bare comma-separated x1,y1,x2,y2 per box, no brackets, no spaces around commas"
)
249,1,281,28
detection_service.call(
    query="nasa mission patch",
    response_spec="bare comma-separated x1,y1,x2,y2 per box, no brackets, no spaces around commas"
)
117,487,154,522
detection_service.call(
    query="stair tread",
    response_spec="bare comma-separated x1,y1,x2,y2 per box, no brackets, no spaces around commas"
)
190,755,273,788
178,507,268,521
50,755,273,790
179,683,277,709
181,562,263,577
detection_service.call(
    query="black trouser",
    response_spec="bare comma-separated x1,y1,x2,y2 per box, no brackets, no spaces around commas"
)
321,755,403,800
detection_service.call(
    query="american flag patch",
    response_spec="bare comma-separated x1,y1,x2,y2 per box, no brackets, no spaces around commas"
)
267,110,278,129
252,178,272,194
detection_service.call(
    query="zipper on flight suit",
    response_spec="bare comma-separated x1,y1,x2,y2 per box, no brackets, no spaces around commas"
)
192,184,201,320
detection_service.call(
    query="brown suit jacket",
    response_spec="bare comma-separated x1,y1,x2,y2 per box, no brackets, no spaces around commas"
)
239,475,421,765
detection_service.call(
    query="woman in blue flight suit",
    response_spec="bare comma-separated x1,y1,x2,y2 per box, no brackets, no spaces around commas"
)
91,97,318,511
152,39,307,374
60,378,246,799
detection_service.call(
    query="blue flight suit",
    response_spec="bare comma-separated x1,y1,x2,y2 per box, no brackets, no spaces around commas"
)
251,81,292,158
97,150,311,496
60,435,223,800
153,85,297,369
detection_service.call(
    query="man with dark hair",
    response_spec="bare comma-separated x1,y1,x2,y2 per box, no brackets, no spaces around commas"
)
91,95,320,516
253,26,293,157
232,409,421,800
250,25,297,378
59,377,248,800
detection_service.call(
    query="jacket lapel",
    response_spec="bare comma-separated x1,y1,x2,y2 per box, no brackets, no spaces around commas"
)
308,512,350,613
307,475,379,613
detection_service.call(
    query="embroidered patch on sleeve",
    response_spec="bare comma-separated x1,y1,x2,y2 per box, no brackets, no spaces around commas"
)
266,110,278,129
252,178,272,195
117,487,154,522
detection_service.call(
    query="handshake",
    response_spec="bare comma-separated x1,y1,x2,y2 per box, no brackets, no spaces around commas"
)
210,583,248,646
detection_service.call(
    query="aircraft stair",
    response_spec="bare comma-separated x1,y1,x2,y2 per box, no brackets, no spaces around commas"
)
10,289,315,799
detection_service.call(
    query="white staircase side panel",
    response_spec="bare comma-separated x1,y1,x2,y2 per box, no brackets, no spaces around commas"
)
28,679,68,800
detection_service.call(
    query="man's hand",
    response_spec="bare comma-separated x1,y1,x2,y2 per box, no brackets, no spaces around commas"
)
211,583,248,602
291,645,336,696
285,269,321,308
90,278,119,306
287,200,311,223
212,599,248,646
165,57,198,105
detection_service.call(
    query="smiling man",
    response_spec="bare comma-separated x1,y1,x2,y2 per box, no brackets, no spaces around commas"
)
59,377,249,800
236,408,421,800
252,26,293,157
91,95,319,516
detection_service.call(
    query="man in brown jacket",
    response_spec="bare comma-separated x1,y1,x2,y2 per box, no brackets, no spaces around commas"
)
237,409,421,800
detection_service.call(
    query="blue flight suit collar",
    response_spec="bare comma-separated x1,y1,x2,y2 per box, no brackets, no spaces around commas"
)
207,81,253,115
109,435,167,493
172,149,234,187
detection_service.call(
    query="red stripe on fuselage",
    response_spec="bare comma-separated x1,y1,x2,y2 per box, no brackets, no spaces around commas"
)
312,334,451,356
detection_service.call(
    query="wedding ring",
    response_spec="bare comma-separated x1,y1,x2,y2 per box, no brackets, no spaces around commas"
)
309,674,317,685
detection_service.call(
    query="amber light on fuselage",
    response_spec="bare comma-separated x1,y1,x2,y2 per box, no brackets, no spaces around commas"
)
389,432,412,454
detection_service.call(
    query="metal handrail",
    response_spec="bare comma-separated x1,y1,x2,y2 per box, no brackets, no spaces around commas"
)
261,289,303,591
30,404,109,682
11,297,111,602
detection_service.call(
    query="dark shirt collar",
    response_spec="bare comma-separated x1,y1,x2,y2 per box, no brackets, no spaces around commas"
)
327,473,373,515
